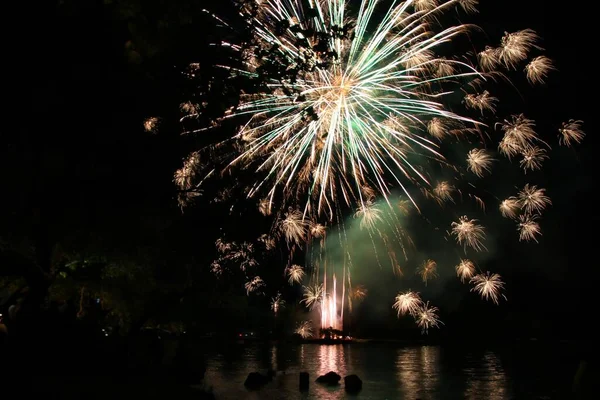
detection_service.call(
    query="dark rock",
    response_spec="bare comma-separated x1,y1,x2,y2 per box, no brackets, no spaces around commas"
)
299,371,309,391
315,371,341,385
244,372,270,389
344,374,362,393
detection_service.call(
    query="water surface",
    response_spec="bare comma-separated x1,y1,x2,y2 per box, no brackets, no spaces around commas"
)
200,341,579,399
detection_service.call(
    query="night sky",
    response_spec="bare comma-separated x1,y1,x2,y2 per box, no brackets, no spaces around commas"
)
2,0,597,340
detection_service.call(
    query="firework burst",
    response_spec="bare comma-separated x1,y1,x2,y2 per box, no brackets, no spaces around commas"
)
245,276,266,295
351,285,368,301
393,290,423,317
310,222,327,238
180,0,583,226
499,197,520,219
467,148,494,177
455,259,476,283
295,320,314,339
175,0,584,334
525,55,555,85
415,302,442,334
271,292,286,313
517,184,551,215
287,264,306,285
280,209,308,245
355,201,384,230
559,120,585,147
301,284,324,310
519,147,548,173
417,259,438,285
433,181,455,204
184,0,509,216
518,214,542,242
470,272,506,305
451,216,486,252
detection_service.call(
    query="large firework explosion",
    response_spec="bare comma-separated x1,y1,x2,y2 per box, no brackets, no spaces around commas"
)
169,0,584,334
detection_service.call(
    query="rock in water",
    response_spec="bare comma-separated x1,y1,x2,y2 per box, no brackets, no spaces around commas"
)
299,372,309,391
344,374,362,393
244,372,269,390
315,371,341,385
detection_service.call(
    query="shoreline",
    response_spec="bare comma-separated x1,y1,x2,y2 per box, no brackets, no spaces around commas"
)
183,335,587,348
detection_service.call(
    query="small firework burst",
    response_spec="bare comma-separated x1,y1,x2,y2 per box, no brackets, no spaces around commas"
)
498,114,539,159
517,184,551,215
517,214,542,242
300,284,324,310
455,259,476,283
415,302,443,334
525,55,554,84
143,116,160,133
279,209,308,245
271,292,285,314
499,197,520,219
464,90,498,113
433,181,455,203
309,222,327,238
417,259,438,285
393,290,423,317
470,272,506,305
519,147,548,172
498,29,540,69
558,120,585,147
351,285,368,301
355,201,384,230
245,276,266,295
286,264,305,285
467,148,494,177
295,321,314,339
451,216,486,251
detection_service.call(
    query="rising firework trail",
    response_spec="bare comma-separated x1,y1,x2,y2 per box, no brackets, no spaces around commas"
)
174,0,585,334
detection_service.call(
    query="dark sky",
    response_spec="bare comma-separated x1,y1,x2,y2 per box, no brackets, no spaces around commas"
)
3,0,596,336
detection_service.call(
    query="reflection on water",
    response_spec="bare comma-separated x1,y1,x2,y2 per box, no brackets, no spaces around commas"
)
396,345,440,399
317,344,346,377
463,351,509,400
201,342,574,399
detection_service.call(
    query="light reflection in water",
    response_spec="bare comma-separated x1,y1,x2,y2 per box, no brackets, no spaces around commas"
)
200,343,549,399
463,351,509,399
270,345,276,370
317,344,346,377
299,343,305,366
396,345,440,399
